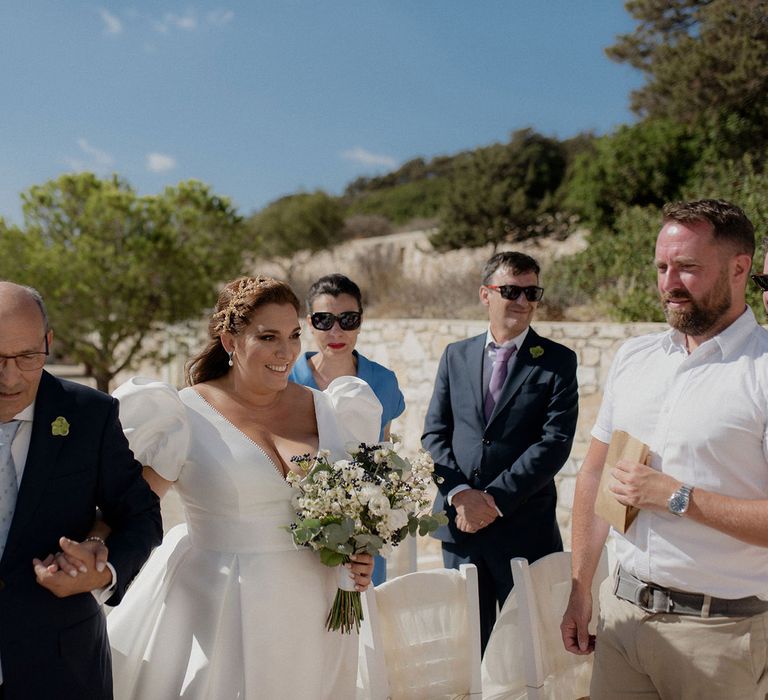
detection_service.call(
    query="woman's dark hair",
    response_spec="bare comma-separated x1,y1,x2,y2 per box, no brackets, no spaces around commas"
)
185,276,300,385
305,273,363,313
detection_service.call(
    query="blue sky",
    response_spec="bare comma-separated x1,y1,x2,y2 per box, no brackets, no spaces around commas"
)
1,1,642,224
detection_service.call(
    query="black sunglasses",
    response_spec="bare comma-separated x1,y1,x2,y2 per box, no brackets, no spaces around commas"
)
485,284,544,302
751,274,768,292
310,311,363,331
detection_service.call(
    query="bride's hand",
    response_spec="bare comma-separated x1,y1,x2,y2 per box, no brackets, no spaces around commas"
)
347,553,374,592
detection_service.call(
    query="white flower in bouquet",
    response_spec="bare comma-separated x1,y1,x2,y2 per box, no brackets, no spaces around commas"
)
285,442,448,633
385,508,409,531
344,442,362,456
357,484,381,506
368,493,391,516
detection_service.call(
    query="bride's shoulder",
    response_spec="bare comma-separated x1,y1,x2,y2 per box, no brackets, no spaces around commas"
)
283,380,315,408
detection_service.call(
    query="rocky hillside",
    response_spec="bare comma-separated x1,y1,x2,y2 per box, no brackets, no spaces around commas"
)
255,228,590,319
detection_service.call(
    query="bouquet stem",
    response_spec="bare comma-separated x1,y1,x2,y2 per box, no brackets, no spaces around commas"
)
326,564,364,633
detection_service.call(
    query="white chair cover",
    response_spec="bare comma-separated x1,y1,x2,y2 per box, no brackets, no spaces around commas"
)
482,550,608,700
358,565,482,700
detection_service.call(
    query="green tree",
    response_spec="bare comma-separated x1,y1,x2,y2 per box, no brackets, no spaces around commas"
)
608,0,768,158
554,205,662,321
564,118,700,228
344,178,449,225
0,172,246,391
431,129,566,250
248,190,345,258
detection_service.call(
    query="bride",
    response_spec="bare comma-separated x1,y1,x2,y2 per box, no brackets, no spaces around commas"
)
106,276,380,699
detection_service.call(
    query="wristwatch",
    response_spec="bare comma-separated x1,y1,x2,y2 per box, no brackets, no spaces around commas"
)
668,484,694,516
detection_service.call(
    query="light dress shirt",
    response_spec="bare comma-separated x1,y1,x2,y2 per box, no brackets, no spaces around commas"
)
593,306,768,599
447,326,530,509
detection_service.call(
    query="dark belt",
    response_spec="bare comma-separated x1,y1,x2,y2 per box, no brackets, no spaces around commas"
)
615,566,768,618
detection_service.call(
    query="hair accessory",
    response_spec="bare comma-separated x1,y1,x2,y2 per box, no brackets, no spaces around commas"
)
227,350,234,367
214,277,271,335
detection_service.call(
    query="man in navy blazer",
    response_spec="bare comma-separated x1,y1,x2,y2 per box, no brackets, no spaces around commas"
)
423,251,578,650
0,282,162,699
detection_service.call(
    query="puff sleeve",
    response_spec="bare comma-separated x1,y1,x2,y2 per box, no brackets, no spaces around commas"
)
325,376,382,446
112,377,191,482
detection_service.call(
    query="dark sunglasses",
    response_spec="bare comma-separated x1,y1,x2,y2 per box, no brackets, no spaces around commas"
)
310,311,363,331
485,284,544,302
751,274,768,292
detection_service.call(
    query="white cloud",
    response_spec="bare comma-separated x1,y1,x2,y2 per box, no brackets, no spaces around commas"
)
99,7,123,35
146,153,177,173
154,11,198,33
207,9,234,26
65,138,114,173
341,147,397,169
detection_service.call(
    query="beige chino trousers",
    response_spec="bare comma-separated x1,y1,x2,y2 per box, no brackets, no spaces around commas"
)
591,576,768,700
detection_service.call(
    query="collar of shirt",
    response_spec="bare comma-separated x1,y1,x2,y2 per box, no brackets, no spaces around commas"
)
662,305,756,359
485,326,529,353
12,401,35,422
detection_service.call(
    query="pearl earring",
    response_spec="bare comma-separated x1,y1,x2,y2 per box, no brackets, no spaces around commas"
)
227,351,234,367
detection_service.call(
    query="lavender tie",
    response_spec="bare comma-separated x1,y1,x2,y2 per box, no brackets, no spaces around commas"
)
0,420,21,558
484,344,516,420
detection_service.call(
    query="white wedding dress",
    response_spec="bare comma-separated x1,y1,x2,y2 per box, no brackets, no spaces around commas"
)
107,376,381,700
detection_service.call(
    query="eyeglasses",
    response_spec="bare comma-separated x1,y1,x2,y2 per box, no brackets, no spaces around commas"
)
751,274,768,292
310,311,363,331
0,335,49,372
485,284,544,302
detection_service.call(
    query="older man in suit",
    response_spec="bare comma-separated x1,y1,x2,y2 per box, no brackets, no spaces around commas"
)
423,251,578,650
0,282,162,700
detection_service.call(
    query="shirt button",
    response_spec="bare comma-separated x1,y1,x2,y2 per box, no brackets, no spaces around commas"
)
482,438,491,445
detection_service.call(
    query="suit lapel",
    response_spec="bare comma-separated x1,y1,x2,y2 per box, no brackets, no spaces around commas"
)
464,334,487,425
487,328,539,424
3,372,70,561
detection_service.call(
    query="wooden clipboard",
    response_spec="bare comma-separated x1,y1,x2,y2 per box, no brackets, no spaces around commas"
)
594,430,649,533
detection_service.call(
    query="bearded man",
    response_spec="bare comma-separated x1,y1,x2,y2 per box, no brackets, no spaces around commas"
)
561,199,768,699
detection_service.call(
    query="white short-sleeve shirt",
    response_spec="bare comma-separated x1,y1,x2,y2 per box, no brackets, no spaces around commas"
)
593,307,768,599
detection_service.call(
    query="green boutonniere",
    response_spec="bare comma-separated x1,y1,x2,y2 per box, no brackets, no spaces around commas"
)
529,345,544,359
51,416,70,436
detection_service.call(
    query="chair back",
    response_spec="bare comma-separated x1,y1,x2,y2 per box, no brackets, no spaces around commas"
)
358,564,482,700
482,549,608,700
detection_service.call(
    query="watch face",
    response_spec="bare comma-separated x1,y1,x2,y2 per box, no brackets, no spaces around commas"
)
669,493,686,513
669,487,690,514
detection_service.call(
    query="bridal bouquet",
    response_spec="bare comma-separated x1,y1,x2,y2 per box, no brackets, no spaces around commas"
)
286,439,447,633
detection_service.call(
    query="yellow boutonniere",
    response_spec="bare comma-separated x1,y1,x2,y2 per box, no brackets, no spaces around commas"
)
51,416,70,436
529,346,544,359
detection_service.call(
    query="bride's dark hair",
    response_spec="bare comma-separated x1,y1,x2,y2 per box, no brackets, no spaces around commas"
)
185,276,300,385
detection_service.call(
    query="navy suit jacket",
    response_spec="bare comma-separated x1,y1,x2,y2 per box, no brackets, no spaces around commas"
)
422,328,578,563
0,372,162,700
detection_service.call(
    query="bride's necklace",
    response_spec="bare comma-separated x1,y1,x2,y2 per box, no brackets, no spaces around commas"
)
234,392,282,412
220,384,283,413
